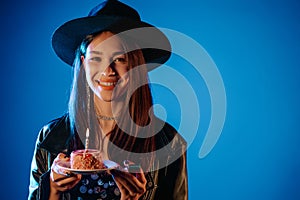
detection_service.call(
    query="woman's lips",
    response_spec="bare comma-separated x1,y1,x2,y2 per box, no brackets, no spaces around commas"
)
96,80,117,90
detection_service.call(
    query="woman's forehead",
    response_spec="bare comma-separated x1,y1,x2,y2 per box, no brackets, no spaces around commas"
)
88,31,124,51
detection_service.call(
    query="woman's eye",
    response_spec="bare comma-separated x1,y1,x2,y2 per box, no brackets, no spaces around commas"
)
114,57,126,63
89,57,101,62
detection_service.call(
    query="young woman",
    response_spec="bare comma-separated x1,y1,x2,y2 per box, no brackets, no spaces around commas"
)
28,1,188,199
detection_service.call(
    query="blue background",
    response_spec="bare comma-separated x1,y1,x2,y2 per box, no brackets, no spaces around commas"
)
1,0,299,199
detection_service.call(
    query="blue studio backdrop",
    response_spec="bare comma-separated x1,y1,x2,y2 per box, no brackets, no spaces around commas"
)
1,0,299,199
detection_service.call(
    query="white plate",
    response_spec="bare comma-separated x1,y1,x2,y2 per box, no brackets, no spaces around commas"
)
57,159,119,175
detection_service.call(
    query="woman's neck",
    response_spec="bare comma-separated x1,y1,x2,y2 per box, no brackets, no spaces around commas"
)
94,95,123,117
94,95,123,134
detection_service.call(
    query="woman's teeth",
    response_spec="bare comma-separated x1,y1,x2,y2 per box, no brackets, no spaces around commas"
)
99,81,116,86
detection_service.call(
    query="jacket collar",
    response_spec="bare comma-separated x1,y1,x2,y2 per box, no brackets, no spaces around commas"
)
39,114,75,154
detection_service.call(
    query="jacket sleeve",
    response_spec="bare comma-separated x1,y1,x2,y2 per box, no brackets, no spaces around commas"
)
172,147,188,200
154,122,188,200
28,127,53,200
166,124,188,200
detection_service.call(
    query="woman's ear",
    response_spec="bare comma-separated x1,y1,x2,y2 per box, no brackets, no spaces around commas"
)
81,55,85,69
80,55,85,63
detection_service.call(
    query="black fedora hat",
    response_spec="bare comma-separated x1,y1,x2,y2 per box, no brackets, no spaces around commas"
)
52,0,171,71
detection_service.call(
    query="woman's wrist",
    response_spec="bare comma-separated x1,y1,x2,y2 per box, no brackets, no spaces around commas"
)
49,179,61,200
49,190,61,200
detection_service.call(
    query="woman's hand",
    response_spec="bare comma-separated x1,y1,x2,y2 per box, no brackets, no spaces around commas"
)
110,161,147,200
49,153,82,200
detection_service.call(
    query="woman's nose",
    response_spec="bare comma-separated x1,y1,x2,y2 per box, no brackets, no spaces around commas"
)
101,65,116,77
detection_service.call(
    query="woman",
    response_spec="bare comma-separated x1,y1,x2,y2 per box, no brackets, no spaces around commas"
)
28,1,188,199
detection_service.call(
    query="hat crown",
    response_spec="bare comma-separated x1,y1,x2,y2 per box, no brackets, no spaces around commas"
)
88,0,141,21
52,0,171,68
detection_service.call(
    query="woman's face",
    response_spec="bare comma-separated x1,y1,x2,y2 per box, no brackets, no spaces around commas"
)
82,31,129,102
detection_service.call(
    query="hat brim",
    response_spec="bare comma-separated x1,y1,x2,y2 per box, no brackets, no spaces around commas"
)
52,15,171,71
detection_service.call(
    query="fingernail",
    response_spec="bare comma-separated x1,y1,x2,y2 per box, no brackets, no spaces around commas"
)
123,160,130,167
64,171,71,177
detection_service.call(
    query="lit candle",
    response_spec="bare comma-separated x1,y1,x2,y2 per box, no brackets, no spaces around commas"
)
84,128,89,157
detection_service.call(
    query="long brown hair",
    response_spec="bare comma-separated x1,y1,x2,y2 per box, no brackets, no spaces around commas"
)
68,31,156,170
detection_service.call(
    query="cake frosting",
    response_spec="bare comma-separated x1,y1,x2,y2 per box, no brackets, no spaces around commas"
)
70,149,105,170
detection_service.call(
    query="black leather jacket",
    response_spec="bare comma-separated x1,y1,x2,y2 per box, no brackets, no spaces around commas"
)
28,114,188,200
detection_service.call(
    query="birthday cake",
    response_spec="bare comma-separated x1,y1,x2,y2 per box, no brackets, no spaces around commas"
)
70,149,105,170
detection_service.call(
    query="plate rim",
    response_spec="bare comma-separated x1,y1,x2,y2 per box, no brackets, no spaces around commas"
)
57,159,119,174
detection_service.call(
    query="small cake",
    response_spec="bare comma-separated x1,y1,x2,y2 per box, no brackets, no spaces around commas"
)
70,149,105,170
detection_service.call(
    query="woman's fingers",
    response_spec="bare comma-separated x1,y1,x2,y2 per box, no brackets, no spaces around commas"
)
57,176,81,190
113,178,140,200
129,165,147,184
56,153,70,162
52,153,71,175
113,178,130,200
112,169,146,193
110,165,147,200
50,153,82,193
113,173,140,196
50,168,82,191
122,160,147,184
53,174,80,185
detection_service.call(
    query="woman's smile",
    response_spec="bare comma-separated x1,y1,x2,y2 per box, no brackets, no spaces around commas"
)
96,79,118,90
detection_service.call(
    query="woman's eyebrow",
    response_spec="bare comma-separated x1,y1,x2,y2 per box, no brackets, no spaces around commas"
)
88,50,125,56
112,51,125,56
89,50,102,55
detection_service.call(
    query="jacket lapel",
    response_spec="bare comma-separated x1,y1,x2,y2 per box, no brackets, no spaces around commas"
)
39,114,74,154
